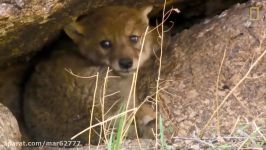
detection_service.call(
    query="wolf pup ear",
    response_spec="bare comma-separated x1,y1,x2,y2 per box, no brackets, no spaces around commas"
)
64,21,84,43
141,5,153,23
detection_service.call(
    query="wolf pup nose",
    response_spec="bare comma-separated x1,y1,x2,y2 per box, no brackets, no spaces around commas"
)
119,58,133,70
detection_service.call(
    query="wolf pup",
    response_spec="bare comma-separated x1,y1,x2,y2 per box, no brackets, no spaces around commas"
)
24,6,161,145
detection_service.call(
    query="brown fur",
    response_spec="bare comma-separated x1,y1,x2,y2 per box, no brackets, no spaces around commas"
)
24,6,163,145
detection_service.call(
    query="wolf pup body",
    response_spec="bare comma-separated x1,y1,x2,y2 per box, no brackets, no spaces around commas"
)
24,6,161,145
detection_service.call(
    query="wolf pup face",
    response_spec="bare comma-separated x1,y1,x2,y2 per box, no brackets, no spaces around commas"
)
64,6,154,75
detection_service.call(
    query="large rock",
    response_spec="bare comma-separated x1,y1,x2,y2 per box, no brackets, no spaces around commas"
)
138,0,266,140
0,0,245,67
0,0,181,67
0,103,21,150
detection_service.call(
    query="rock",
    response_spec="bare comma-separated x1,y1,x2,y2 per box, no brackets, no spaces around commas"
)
0,103,21,150
0,63,29,143
0,0,178,67
138,0,266,138
0,0,242,67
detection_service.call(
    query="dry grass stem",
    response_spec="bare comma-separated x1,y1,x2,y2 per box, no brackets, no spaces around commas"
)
154,0,168,148
252,121,266,141
100,67,110,143
232,93,254,118
230,116,241,136
65,68,97,79
88,72,99,148
214,45,227,138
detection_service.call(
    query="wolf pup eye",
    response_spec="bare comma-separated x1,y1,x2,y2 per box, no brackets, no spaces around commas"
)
100,40,112,49
129,35,139,43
